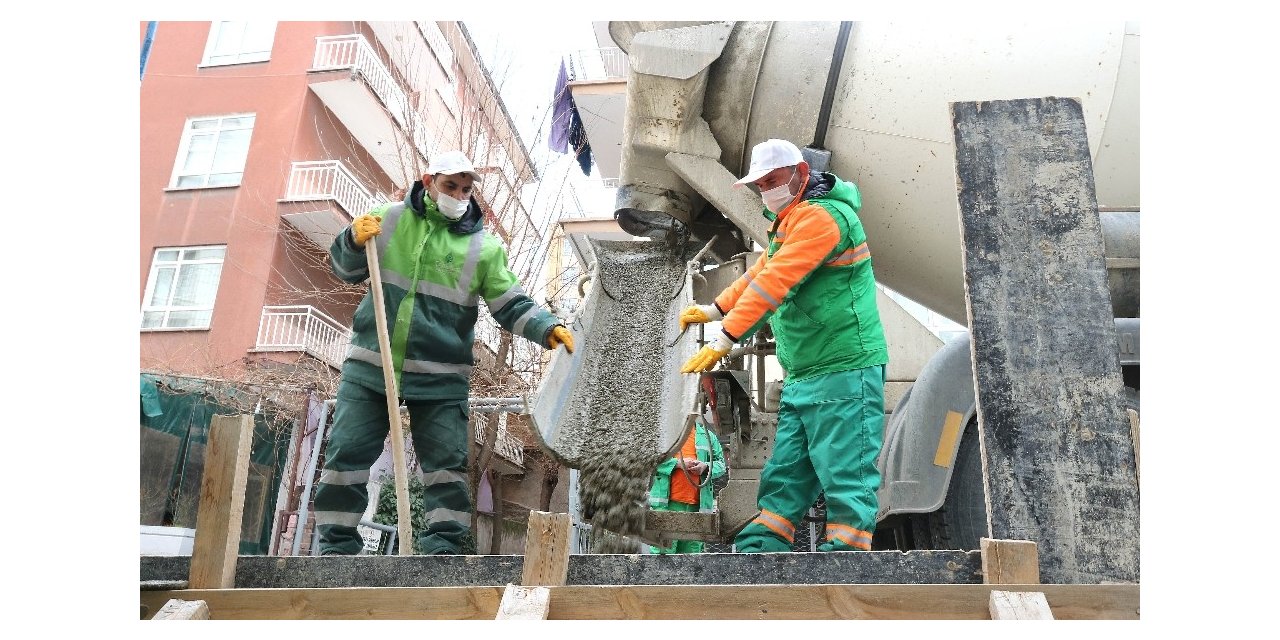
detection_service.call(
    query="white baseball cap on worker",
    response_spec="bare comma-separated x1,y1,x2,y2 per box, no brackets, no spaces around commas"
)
426,150,482,182
734,138,803,187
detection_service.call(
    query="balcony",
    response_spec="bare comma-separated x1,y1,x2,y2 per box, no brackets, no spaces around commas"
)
474,414,524,468
566,47,628,82
562,47,628,180
308,34,437,188
279,160,381,249
253,306,352,370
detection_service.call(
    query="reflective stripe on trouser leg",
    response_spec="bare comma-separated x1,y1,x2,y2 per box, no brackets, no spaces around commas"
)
314,380,392,555
649,501,700,554
808,366,885,551
408,399,471,554
733,390,821,553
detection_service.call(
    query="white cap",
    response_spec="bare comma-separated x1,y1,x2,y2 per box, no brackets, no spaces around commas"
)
734,138,803,186
426,150,482,182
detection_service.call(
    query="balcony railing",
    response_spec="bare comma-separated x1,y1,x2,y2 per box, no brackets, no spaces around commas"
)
312,34,436,164
565,47,628,82
255,306,352,370
474,412,524,466
283,161,380,217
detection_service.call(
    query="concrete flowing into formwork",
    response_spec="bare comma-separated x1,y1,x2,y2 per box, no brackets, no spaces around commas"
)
527,239,701,538
141,550,985,588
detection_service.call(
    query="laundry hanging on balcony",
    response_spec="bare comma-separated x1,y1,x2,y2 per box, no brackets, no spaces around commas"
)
549,59,594,177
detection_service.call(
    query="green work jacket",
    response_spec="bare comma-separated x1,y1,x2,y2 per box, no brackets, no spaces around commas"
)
329,180,559,400
648,420,727,512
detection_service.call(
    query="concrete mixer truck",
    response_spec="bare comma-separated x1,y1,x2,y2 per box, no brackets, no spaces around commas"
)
530,21,1140,558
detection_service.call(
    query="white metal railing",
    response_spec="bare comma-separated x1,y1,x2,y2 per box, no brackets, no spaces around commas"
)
419,21,456,82
255,305,352,369
283,161,379,217
473,411,524,466
565,47,628,82
312,35,434,164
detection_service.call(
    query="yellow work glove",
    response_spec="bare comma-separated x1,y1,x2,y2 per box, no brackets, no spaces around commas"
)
681,332,734,374
678,304,723,332
547,325,575,354
351,214,381,247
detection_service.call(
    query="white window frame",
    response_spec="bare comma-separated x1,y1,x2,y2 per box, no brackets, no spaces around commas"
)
200,21,277,67
168,113,256,190
141,245,228,331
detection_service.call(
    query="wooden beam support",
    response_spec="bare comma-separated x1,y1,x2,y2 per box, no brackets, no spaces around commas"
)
151,598,211,620
520,511,572,587
951,97,1140,584
495,584,551,620
989,590,1054,620
188,414,254,589
1129,408,1140,486
980,538,1040,585
139,584,1138,620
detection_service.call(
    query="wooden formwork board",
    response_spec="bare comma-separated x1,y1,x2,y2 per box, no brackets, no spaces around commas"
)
139,583,1137,620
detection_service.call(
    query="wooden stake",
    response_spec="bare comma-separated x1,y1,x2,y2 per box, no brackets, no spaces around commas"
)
980,538,1040,585
495,584,551,620
520,511,573,586
151,599,211,620
189,414,253,589
989,590,1055,620
1128,408,1140,486
366,240,413,556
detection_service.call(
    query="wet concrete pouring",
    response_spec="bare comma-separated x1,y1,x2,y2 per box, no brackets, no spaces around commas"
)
559,240,690,552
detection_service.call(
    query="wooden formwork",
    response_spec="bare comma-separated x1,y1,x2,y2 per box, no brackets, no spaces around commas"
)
140,425,1134,620
141,416,1136,620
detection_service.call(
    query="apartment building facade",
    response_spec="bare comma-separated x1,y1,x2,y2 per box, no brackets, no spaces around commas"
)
139,21,566,555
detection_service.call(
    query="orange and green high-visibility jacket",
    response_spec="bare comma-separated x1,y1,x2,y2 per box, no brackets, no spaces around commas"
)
329,180,559,400
714,172,888,382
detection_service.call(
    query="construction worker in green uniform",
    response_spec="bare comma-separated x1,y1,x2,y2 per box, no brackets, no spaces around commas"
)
316,151,575,555
679,139,888,552
646,410,726,554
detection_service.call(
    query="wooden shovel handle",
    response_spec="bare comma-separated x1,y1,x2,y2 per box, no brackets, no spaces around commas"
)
365,240,414,556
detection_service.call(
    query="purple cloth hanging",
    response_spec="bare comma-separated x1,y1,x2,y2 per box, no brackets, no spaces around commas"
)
548,59,572,154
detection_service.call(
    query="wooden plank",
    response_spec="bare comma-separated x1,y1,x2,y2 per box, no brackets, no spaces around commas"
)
981,538,1040,585
151,598,211,620
495,584,551,620
951,97,1140,584
1128,408,1140,486
520,511,572,586
188,414,254,589
140,587,504,620
138,584,1138,620
990,590,1054,620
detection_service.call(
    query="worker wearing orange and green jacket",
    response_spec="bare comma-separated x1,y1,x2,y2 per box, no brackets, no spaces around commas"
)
679,138,888,553
316,151,574,556
647,412,726,554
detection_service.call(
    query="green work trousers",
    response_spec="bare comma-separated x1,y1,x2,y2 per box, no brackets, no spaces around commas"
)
648,501,704,554
315,379,471,555
734,365,885,553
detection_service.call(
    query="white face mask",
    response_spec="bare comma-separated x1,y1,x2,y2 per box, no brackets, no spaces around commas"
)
760,170,798,213
434,192,470,220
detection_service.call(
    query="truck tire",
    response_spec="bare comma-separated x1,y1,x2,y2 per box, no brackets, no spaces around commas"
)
911,386,1140,550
